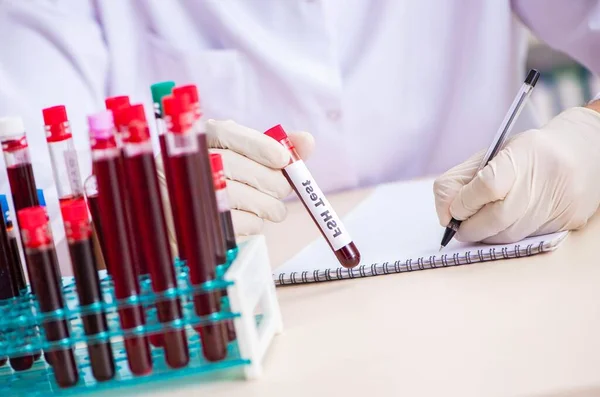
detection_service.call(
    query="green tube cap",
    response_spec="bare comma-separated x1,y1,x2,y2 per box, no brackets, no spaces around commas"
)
150,81,175,115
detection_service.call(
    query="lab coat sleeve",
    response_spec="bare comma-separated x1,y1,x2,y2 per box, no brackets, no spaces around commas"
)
0,0,109,274
512,0,600,76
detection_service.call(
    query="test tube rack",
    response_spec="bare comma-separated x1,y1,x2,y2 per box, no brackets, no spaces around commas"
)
0,235,282,396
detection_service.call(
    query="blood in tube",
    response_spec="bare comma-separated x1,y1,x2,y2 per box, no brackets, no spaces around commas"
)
162,94,227,361
151,81,187,260
209,154,237,252
88,111,152,375
209,153,237,342
0,197,27,293
18,206,79,387
119,104,189,368
0,203,34,371
264,125,361,268
173,85,227,265
105,96,147,276
84,177,111,274
0,117,41,293
61,200,115,381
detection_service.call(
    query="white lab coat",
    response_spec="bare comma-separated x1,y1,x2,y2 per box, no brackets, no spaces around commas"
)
0,0,599,273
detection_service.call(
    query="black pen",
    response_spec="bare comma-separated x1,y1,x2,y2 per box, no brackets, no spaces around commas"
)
439,69,540,251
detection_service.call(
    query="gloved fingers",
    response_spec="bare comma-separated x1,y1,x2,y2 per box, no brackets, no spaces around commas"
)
231,209,264,236
210,148,292,199
288,131,315,160
433,150,485,226
448,149,517,222
454,185,529,243
227,180,287,222
206,119,291,168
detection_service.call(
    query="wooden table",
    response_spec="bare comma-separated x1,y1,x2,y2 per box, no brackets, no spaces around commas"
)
133,183,600,397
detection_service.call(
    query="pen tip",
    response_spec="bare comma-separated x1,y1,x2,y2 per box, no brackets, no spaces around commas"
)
439,245,444,252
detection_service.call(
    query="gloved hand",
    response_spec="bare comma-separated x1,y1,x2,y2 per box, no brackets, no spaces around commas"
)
433,105,600,244
207,119,315,235
156,119,315,254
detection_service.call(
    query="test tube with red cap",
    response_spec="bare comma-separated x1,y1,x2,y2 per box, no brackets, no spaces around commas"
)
105,96,147,276
118,103,190,368
162,94,228,362
151,81,187,260
209,153,237,253
88,111,153,375
42,105,84,205
61,199,115,381
209,153,237,341
172,85,227,266
264,125,361,268
18,206,79,388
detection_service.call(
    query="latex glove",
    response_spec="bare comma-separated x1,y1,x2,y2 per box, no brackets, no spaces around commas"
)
433,106,600,244
207,119,315,235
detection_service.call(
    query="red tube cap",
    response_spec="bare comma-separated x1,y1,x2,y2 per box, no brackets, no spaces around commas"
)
61,198,88,223
264,124,288,142
118,104,150,142
162,95,193,133
210,153,223,172
173,85,199,105
209,153,226,190
17,206,51,248
105,96,130,129
43,105,72,142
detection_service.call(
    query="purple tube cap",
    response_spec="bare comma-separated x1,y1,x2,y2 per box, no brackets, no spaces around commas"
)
87,111,115,139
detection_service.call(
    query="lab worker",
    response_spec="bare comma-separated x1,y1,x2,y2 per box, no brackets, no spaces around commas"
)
1,1,600,274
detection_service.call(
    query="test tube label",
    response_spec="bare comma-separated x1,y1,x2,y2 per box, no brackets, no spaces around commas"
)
284,160,352,251
215,189,230,213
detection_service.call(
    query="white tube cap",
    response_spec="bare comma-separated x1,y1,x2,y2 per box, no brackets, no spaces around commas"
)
0,117,25,138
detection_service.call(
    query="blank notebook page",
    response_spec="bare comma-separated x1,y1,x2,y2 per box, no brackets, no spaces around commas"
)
273,178,568,284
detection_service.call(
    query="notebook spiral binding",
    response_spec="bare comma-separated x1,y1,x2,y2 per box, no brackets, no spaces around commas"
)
274,240,546,286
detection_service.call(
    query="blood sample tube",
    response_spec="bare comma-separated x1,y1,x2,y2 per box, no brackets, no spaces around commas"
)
18,206,79,387
42,105,84,204
105,97,147,276
172,85,227,265
88,111,152,375
0,117,41,291
209,153,237,253
151,81,186,260
61,200,115,381
119,104,189,368
208,153,237,342
0,203,35,371
0,196,26,293
162,94,227,362
264,125,361,268
83,175,110,274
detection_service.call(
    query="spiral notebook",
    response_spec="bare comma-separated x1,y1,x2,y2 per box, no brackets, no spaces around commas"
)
273,178,569,285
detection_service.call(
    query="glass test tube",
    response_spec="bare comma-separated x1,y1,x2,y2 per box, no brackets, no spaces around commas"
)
18,206,79,388
83,175,111,274
264,125,361,268
88,111,152,376
209,153,237,342
172,85,227,265
162,94,228,362
105,96,147,277
0,117,40,292
119,104,189,368
151,81,187,260
62,199,116,381
0,195,26,293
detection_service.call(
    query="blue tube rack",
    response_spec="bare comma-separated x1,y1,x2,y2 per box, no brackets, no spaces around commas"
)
0,235,283,396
